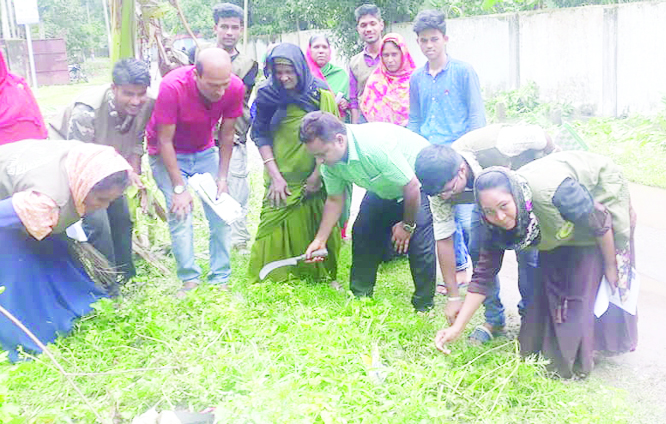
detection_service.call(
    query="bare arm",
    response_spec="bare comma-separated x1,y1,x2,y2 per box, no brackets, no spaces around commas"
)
391,177,421,254
437,237,464,324
437,238,460,296
216,117,236,197
402,177,420,226
304,162,323,195
157,123,192,219
305,194,345,260
259,145,291,208
434,292,486,353
597,228,619,288
350,109,360,124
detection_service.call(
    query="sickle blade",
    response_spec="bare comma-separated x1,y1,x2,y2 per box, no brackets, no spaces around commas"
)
259,257,299,280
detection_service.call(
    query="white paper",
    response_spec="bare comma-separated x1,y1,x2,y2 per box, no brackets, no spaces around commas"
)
65,220,88,242
188,173,241,224
594,270,639,318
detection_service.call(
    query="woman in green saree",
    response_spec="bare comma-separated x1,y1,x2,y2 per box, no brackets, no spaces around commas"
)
249,43,341,284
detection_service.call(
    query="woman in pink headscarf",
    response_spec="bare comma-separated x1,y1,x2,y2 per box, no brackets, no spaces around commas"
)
0,139,131,361
0,51,47,144
360,33,416,126
305,34,350,120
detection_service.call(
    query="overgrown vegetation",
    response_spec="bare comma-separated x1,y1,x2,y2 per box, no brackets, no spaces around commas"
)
485,82,666,189
37,0,109,61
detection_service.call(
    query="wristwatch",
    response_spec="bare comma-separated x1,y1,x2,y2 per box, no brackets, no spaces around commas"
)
173,184,186,195
402,222,417,234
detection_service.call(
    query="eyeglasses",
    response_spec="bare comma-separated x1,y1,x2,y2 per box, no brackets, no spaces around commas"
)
437,173,459,200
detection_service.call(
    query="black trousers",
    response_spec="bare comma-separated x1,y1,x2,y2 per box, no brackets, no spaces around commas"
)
350,191,436,311
82,195,135,280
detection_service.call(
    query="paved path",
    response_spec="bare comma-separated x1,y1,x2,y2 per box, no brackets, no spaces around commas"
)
497,183,666,423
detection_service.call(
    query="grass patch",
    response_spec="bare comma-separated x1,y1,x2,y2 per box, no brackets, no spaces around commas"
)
1,168,634,423
572,117,666,188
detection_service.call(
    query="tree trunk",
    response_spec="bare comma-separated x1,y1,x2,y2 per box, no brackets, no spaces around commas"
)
109,0,136,61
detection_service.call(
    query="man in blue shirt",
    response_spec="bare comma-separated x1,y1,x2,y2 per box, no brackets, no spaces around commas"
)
407,10,486,145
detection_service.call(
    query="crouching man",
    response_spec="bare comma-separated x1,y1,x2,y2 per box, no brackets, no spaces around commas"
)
301,111,436,311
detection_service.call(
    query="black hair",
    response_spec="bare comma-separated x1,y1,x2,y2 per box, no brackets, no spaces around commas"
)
213,3,244,25
354,4,381,23
309,34,330,47
474,170,512,195
90,170,130,193
112,58,150,86
413,9,447,36
414,145,463,196
299,111,346,144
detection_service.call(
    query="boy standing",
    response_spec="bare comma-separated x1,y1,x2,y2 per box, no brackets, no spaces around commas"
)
407,10,486,145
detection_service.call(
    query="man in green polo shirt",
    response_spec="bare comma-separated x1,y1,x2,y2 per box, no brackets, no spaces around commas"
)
301,111,436,311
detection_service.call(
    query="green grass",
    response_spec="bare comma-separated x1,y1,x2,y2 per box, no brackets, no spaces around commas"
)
0,78,645,422
1,169,633,423
485,83,666,189
572,118,666,188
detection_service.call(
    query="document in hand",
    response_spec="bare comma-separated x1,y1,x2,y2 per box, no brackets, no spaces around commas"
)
188,173,242,224
66,220,88,242
593,270,640,318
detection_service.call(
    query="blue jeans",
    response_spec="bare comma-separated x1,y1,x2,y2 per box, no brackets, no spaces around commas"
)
461,205,538,328
454,205,472,271
150,147,231,284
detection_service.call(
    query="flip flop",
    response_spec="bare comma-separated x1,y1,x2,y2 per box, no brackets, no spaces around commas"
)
436,281,469,295
469,325,494,344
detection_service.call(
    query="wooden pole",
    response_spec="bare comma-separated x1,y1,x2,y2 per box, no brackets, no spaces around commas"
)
243,0,248,51
101,0,112,57
0,0,11,40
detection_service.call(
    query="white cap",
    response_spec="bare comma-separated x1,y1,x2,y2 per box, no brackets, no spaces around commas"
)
496,124,547,157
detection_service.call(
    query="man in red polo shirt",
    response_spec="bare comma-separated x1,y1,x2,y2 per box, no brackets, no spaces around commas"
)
147,48,244,295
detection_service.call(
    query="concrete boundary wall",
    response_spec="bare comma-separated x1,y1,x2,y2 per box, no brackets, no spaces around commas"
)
248,1,666,117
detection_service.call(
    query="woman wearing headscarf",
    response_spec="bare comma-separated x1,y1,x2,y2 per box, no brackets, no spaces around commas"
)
0,139,132,361
359,33,415,126
305,34,350,119
433,151,638,378
0,51,47,144
249,43,341,284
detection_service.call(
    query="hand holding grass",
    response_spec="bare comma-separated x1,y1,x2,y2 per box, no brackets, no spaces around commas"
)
435,326,463,354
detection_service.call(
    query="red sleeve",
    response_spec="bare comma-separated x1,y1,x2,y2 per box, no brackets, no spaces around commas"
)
222,76,245,119
152,79,180,125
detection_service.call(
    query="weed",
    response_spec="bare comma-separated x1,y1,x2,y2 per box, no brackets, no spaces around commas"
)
2,169,634,423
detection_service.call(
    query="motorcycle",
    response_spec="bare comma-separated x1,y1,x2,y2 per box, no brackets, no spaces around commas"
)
68,64,88,83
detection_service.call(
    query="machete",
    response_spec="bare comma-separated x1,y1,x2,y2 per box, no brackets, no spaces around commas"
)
258,248,328,280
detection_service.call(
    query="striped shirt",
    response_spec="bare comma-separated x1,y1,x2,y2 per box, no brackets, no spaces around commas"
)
321,123,429,200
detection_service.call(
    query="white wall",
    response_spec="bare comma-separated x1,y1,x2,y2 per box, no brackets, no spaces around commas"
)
247,1,666,116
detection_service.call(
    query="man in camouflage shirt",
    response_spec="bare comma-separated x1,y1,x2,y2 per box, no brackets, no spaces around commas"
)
212,3,258,254
51,58,154,281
